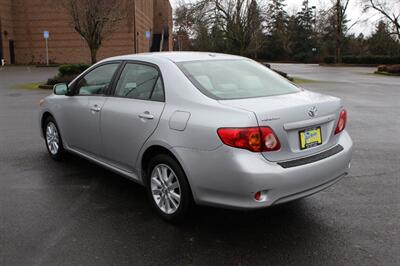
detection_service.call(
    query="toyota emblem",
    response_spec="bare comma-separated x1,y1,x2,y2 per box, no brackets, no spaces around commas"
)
307,106,318,117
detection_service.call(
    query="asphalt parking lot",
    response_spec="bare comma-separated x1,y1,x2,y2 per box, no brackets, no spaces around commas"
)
0,64,399,265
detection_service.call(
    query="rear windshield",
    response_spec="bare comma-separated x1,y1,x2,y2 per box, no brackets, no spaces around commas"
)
177,59,300,100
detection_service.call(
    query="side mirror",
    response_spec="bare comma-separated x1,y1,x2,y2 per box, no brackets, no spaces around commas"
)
53,83,68,95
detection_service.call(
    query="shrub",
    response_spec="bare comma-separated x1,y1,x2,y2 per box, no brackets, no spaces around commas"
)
46,74,78,86
273,69,294,81
46,78,58,86
377,65,387,72
58,64,90,76
323,56,335,64
376,64,400,74
263,63,271,68
292,52,315,63
386,65,400,73
260,62,293,81
46,64,90,85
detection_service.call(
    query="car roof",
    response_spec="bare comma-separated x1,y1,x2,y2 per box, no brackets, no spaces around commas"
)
103,52,245,63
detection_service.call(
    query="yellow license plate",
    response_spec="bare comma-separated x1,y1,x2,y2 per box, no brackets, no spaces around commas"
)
299,127,322,150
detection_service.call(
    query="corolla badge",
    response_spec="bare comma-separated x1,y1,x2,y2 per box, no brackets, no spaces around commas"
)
307,106,318,117
262,116,280,122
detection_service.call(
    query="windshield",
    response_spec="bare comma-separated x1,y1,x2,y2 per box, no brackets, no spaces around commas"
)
177,59,300,100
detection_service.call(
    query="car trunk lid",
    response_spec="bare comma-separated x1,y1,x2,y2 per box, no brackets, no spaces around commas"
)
219,90,342,162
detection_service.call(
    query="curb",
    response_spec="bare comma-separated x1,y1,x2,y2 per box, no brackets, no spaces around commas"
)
374,71,400,77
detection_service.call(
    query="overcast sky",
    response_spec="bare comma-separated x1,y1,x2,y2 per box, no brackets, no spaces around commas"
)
170,0,379,36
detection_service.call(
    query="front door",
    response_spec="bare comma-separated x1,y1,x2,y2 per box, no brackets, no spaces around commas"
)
100,62,165,172
60,62,120,157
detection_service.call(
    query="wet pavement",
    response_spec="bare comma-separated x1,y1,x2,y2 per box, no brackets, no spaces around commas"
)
0,65,399,265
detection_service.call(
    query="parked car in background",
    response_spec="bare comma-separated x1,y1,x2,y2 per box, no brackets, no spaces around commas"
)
39,52,352,222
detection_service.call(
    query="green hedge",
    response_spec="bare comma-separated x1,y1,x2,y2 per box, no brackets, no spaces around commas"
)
46,64,90,85
58,64,90,76
292,52,315,63
323,56,335,64
324,55,400,65
46,75,77,86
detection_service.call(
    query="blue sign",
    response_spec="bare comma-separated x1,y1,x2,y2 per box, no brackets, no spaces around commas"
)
145,31,151,39
43,31,49,39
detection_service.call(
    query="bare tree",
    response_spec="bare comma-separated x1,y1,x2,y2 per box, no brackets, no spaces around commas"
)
192,0,266,55
174,3,196,35
60,0,127,64
362,0,400,40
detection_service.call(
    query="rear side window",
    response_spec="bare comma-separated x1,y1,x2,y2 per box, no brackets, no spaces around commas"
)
150,77,165,102
177,59,300,100
114,63,162,101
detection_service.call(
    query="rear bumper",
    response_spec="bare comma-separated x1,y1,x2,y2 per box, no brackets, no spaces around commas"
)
172,131,353,209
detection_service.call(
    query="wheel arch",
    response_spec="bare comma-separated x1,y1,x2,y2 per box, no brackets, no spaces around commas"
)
141,145,180,182
140,144,197,203
41,111,54,134
40,112,66,148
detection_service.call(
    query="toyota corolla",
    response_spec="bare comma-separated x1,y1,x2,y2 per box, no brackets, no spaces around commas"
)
39,52,352,222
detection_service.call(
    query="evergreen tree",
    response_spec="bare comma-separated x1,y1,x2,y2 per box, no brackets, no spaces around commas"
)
246,0,265,58
333,0,350,63
343,33,368,56
193,18,210,51
265,0,289,60
286,15,298,56
290,0,316,62
317,8,338,58
209,20,226,53
368,21,400,56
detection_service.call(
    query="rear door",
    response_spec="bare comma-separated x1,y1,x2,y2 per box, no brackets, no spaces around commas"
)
100,62,165,172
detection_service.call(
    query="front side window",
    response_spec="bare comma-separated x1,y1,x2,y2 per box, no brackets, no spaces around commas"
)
177,59,300,100
114,63,162,101
75,63,120,95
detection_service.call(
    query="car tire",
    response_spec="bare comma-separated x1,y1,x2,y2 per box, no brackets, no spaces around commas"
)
43,116,65,161
146,153,193,223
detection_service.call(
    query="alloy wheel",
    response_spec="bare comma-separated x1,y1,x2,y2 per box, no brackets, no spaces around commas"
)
150,164,181,214
46,122,60,155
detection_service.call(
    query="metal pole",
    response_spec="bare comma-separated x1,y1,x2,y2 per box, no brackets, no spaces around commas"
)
149,29,152,52
160,29,164,52
137,32,139,53
45,38,49,66
133,0,137,53
0,19,4,62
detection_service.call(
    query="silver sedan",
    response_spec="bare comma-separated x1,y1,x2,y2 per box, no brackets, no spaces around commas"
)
39,52,353,222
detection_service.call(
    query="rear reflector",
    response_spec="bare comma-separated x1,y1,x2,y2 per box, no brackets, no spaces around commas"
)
335,109,347,134
254,190,268,201
217,127,280,152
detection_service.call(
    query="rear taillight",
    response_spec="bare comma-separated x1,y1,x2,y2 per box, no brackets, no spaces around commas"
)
217,127,280,152
335,109,347,134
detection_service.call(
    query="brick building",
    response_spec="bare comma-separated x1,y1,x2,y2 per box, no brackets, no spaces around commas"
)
0,0,172,65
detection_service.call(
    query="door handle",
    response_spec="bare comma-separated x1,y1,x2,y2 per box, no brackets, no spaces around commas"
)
90,105,101,112
139,111,154,120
